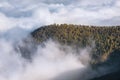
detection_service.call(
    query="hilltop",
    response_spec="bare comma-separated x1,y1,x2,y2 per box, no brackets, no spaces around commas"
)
31,24,120,63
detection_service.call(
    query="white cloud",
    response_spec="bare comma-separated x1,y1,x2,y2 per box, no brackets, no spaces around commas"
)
0,0,120,32
0,2,13,8
0,39,91,80
33,7,54,25
75,0,114,6
115,0,120,7
0,13,15,31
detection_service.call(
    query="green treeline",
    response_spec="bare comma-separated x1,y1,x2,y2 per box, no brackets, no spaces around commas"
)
31,24,120,62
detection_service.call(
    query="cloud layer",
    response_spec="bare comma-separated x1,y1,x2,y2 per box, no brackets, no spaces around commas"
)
0,0,120,32
0,39,93,80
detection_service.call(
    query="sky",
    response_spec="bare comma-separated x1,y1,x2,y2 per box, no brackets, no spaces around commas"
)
0,0,120,32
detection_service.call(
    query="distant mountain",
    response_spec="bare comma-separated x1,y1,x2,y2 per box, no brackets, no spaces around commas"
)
31,24,120,63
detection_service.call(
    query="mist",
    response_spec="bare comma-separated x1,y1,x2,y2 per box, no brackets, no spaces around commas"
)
0,36,90,80
0,27,94,80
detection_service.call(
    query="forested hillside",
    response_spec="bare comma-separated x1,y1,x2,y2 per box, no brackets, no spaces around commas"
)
31,24,120,63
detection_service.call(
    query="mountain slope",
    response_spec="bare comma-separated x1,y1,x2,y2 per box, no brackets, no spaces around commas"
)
91,70,120,80
31,24,120,63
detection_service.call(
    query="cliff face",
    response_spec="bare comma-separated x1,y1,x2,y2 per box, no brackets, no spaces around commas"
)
31,24,120,63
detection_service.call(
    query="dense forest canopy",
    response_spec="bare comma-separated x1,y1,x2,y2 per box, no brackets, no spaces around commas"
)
31,24,120,63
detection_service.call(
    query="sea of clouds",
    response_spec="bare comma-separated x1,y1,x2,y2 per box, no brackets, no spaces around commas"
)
0,0,120,32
